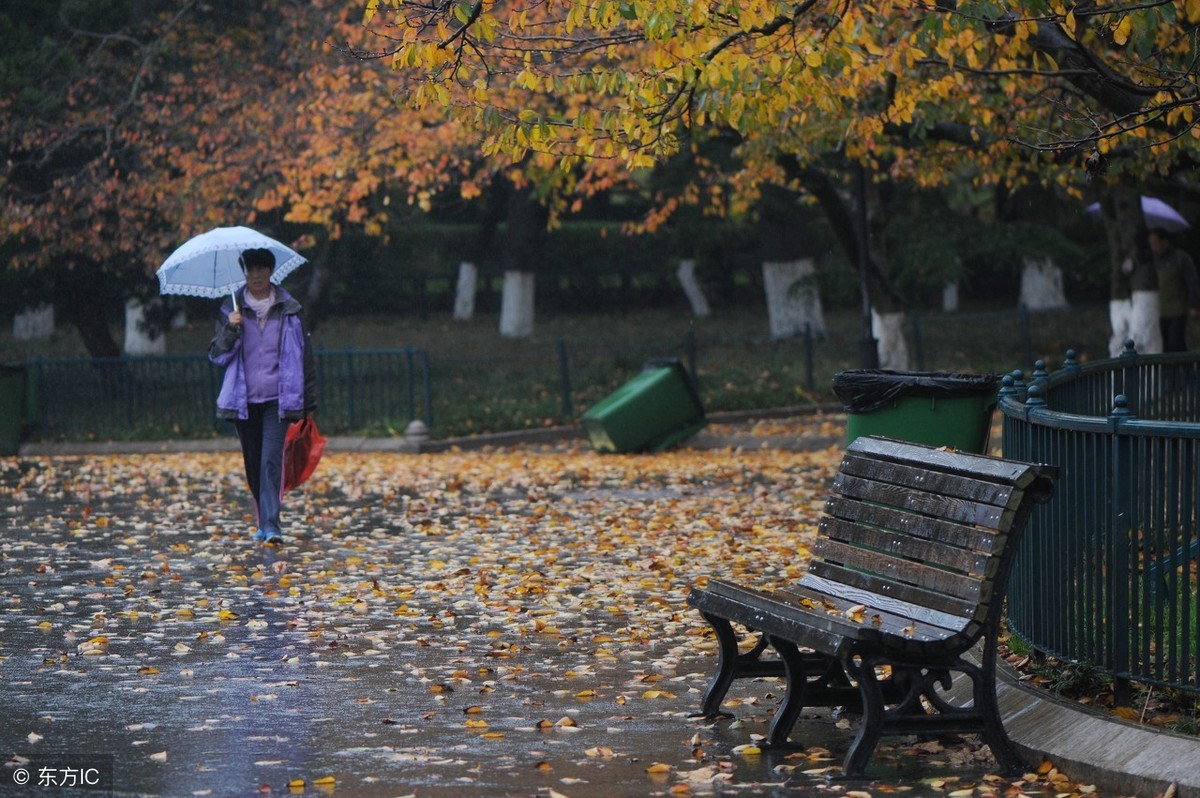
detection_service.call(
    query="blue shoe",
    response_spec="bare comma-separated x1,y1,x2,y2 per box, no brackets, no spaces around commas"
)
252,528,283,544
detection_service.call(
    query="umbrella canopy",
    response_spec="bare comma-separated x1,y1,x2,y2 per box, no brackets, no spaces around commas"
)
1085,196,1191,232
156,226,307,301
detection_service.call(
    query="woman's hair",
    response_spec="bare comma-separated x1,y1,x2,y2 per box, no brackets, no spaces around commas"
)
241,248,276,271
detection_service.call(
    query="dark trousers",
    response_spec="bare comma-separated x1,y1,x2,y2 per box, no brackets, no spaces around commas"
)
234,401,291,535
1161,316,1189,353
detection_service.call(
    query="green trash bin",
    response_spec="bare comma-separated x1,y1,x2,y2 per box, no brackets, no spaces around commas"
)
0,364,27,457
582,359,706,453
833,369,1001,454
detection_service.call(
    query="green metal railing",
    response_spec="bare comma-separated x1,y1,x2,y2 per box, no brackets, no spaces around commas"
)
24,348,431,441
1000,344,1200,700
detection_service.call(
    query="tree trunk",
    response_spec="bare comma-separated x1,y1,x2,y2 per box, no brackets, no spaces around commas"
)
499,270,535,337
789,161,908,368
757,185,826,337
123,299,167,355
62,299,121,359
454,261,478,320
1018,257,1069,311
676,258,710,317
13,305,54,341
302,236,340,334
497,179,547,339
762,259,825,338
871,309,909,371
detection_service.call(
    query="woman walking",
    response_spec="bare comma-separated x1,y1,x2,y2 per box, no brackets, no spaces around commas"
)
209,247,316,543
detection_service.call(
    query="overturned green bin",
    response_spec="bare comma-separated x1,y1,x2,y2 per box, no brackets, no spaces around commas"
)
833,369,1001,454
582,359,706,453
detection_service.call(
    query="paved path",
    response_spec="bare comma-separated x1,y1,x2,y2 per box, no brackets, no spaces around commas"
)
7,409,1200,797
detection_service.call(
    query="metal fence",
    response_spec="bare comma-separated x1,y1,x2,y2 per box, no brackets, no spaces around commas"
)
24,349,431,441
11,303,1115,443
1000,347,1200,699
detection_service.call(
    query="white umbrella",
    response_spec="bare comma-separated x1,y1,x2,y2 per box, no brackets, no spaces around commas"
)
1085,195,1191,232
156,226,307,310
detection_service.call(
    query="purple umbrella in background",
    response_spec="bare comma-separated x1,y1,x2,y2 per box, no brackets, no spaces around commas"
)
1085,195,1191,232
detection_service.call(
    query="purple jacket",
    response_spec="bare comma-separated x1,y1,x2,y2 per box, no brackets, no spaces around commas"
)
208,286,316,421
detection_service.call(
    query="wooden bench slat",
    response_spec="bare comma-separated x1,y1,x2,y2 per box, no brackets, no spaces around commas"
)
806,560,983,620
832,472,1013,528
776,584,959,644
812,538,985,603
839,453,1018,508
847,436,1039,487
697,579,880,656
819,515,993,576
792,572,972,632
826,497,1001,555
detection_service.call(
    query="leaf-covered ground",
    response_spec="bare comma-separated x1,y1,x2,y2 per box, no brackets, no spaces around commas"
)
0,439,1109,796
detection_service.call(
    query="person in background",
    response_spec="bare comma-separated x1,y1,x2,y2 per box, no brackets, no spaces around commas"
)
1150,228,1200,353
1110,227,1161,356
208,247,316,544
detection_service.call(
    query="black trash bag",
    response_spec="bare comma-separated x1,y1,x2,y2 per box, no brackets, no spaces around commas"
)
832,369,1002,414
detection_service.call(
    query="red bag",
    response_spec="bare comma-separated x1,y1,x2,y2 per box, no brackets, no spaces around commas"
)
283,416,327,492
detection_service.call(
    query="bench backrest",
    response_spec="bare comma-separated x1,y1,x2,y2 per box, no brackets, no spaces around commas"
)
812,436,1058,652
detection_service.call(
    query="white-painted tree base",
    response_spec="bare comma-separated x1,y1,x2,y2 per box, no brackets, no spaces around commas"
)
454,262,478,321
499,271,535,338
762,259,826,339
124,300,166,356
1019,257,1069,310
13,304,54,341
676,259,710,317
871,309,909,371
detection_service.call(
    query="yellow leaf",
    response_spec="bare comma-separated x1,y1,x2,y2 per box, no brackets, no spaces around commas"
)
312,776,335,786
1112,14,1132,46
645,762,672,773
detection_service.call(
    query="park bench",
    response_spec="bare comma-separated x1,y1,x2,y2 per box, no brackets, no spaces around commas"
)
687,435,1058,777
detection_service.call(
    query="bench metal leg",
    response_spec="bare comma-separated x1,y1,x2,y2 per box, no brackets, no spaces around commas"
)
843,654,886,778
765,637,860,748
691,612,784,719
765,637,808,747
968,648,1028,776
841,648,1029,778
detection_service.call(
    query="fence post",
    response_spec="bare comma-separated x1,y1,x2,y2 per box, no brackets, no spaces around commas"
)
345,352,356,431
1108,394,1133,705
1118,339,1139,416
405,348,416,422
804,323,815,392
420,349,433,429
910,312,925,371
685,327,697,382
557,339,572,417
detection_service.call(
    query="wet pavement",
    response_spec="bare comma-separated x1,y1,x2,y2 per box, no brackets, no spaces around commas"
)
0,427,1153,797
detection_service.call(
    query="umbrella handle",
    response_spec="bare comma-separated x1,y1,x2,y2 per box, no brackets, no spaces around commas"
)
231,289,239,313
